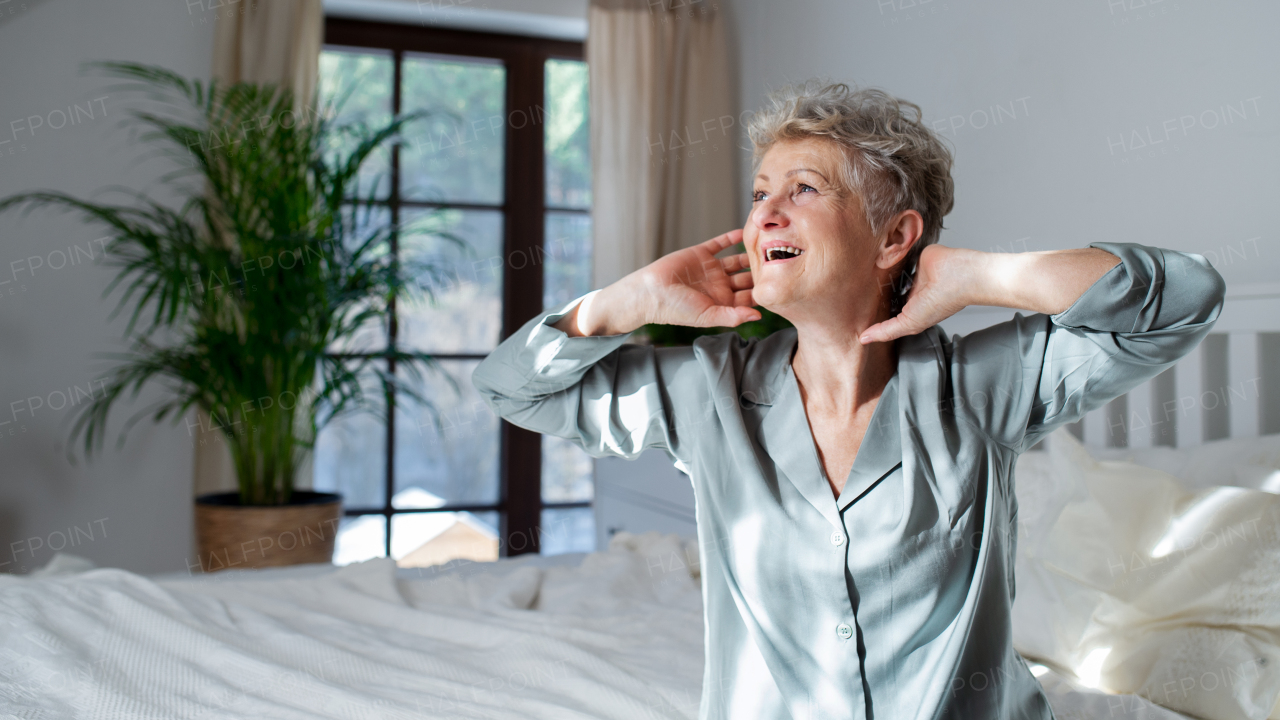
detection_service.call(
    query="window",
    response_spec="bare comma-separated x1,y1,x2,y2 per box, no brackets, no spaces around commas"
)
314,19,594,566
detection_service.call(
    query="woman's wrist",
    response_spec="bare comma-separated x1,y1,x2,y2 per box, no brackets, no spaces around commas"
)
964,250,1016,308
554,283,647,337
926,246,1003,309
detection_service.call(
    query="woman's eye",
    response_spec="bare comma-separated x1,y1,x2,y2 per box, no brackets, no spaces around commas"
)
751,190,767,202
797,184,815,194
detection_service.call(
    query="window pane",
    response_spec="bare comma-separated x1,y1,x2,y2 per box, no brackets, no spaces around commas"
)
541,507,595,555
401,52,505,205
542,435,593,503
328,204,392,354
314,364,387,509
545,59,590,209
320,47,393,201
543,211,592,310
392,511,499,567
333,515,387,566
398,208,503,354
394,360,500,507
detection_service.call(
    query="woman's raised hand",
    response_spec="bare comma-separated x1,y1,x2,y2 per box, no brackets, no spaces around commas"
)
859,244,974,344
634,229,761,328
556,229,760,337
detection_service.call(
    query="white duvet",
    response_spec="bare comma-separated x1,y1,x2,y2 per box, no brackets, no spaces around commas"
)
1,533,1201,720
0,532,704,719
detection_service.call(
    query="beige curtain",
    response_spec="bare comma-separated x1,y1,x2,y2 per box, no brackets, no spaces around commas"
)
587,0,739,288
212,0,324,109
194,0,323,497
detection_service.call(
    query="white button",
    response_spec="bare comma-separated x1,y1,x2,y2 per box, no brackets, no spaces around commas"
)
836,623,853,640
830,531,845,546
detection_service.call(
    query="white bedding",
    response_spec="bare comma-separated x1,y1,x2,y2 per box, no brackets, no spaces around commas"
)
0,532,1203,720
6,430,1280,719
1,533,704,719
1012,431,1280,720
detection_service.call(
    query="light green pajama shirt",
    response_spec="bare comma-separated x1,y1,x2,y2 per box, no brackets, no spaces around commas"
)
472,242,1226,720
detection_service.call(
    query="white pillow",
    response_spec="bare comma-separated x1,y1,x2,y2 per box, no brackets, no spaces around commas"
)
1013,429,1280,720
395,530,701,616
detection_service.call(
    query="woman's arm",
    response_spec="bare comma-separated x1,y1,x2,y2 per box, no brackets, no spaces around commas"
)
472,295,692,462
554,229,759,337
881,242,1226,452
473,230,758,461
860,245,1122,344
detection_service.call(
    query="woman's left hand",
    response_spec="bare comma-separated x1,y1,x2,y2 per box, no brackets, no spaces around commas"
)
859,244,979,344
858,243,1122,344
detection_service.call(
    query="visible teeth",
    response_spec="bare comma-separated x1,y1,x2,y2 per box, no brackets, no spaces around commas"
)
766,246,803,262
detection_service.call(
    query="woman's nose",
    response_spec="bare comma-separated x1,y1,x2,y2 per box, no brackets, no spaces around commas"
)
752,197,788,231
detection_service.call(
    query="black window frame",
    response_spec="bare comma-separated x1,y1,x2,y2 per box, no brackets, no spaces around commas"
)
323,17,590,559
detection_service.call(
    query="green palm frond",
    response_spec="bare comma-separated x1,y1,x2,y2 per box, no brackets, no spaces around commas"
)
2,61,456,505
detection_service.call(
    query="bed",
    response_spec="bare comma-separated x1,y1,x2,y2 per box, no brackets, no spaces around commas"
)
2,532,707,719
5,429,1277,720
4,326,1280,720
0,524,1212,720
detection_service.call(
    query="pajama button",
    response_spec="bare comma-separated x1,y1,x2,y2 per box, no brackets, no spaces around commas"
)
836,623,853,640
830,531,845,546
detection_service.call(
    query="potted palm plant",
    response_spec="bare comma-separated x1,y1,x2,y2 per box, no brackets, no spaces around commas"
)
0,63,447,571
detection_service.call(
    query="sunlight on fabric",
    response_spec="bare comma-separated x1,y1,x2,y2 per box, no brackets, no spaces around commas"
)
726,614,784,718
730,514,767,599
585,392,621,453
1028,663,1050,678
586,388,661,456
1076,647,1111,689
1151,487,1248,558
617,389,661,452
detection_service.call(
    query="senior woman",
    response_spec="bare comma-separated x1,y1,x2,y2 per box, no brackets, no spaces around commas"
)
473,82,1225,720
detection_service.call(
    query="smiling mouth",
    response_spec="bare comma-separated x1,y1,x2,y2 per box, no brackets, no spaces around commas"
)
765,246,804,262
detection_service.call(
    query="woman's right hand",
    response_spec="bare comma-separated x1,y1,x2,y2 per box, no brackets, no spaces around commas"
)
555,229,761,337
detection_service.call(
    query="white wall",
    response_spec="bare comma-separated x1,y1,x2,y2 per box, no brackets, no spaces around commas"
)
0,0,216,574
725,0,1280,329
599,2,1280,539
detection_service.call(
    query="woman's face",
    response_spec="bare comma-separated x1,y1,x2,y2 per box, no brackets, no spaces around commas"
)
743,137,882,322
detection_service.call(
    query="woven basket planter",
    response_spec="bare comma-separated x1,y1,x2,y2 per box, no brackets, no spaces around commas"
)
194,491,342,572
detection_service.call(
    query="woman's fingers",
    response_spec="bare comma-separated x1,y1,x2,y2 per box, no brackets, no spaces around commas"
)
732,288,756,307
860,316,910,345
720,252,751,274
698,303,761,327
730,305,762,325
699,228,744,255
728,270,754,290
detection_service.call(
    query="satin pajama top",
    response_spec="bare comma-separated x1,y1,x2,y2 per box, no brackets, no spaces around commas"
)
472,241,1225,719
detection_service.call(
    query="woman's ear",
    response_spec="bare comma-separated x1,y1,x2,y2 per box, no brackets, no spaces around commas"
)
877,209,924,269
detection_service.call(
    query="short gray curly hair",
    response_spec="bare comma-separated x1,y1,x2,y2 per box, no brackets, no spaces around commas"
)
746,81,955,310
